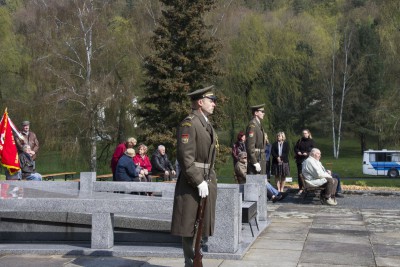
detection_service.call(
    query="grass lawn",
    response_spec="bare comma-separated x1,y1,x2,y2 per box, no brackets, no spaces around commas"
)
216,133,400,188
1,133,399,188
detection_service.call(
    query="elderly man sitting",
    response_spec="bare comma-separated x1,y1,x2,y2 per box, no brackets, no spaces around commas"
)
151,145,176,181
302,148,338,206
19,145,42,181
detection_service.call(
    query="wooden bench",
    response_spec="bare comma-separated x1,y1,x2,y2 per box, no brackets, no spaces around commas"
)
150,175,162,182
96,173,113,181
149,174,178,182
42,172,77,181
299,173,326,203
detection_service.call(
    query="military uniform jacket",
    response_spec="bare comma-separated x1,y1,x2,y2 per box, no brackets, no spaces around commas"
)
171,109,217,237
245,117,266,174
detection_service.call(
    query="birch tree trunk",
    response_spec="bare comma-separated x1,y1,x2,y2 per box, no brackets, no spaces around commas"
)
330,30,337,158
78,0,96,171
335,29,352,159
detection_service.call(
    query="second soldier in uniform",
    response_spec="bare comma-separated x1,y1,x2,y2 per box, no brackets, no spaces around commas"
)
246,104,266,174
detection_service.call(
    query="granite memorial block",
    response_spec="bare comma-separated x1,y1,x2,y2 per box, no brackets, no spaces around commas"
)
92,213,114,249
208,184,241,253
246,175,268,221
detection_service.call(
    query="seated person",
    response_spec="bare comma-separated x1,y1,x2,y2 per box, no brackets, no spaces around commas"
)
302,148,340,206
133,144,152,182
115,148,144,182
267,181,288,203
232,131,246,167
110,137,137,180
151,145,176,181
234,152,248,184
235,152,287,203
19,145,42,181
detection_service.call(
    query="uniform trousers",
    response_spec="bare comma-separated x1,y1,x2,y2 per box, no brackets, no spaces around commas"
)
182,236,208,267
182,236,195,267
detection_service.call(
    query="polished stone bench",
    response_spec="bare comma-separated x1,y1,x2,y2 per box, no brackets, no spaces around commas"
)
0,173,270,257
0,182,171,249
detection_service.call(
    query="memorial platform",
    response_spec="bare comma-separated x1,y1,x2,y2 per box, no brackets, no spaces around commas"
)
0,173,271,260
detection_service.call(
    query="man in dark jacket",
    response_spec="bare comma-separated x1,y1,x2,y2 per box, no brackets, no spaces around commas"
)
115,148,140,182
19,145,42,181
245,104,266,174
294,129,315,194
171,85,217,267
151,145,176,181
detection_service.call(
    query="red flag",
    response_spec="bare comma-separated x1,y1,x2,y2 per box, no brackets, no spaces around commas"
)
0,109,21,174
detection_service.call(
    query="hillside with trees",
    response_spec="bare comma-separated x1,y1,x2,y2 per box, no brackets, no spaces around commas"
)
1,0,399,172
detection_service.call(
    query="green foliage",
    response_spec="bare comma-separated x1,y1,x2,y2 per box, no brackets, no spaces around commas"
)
223,13,270,139
2,0,400,171
139,0,221,151
0,6,28,106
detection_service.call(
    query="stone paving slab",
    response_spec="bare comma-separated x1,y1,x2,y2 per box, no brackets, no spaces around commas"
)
244,249,302,262
311,223,368,231
268,218,313,224
0,255,73,267
219,259,290,267
261,225,310,235
312,214,363,220
299,251,375,266
313,214,364,224
375,256,400,267
144,258,223,267
306,232,371,245
370,232,400,246
303,241,373,257
251,238,304,250
313,219,365,226
309,228,370,237
298,264,370,267
373,244,400,257
260,232,308,241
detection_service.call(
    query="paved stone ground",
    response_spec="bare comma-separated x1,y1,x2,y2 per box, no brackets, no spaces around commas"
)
1,193,399,267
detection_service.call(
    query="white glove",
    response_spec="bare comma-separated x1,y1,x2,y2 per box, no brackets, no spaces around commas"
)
253,163,261,172
197,181,209,198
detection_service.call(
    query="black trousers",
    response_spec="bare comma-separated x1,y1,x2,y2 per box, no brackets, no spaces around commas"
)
296,162,304,190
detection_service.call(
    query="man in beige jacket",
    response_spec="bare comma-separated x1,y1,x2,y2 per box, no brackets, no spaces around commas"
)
302,148,338,206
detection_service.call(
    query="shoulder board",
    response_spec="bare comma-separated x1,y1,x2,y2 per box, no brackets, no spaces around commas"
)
181,115,195,127
181,121,192,127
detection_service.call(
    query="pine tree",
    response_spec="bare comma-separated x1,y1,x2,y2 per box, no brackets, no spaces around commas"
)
139,0,220,151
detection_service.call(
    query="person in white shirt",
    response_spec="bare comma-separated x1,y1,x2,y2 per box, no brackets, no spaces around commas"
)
302,148,338,206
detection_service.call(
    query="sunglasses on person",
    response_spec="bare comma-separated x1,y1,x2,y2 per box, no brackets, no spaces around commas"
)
204,95,217,103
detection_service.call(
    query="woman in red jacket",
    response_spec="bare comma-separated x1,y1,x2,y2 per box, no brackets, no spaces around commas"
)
133,144,152,182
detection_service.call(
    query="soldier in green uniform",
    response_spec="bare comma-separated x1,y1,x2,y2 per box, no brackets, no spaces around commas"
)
171,85,218,267
246,104,266,174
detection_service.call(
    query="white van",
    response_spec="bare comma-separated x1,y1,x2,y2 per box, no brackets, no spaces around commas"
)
362,149,400,178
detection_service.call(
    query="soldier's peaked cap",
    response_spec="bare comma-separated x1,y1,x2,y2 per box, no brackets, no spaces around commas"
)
187,85,216,101
250,104,265,111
